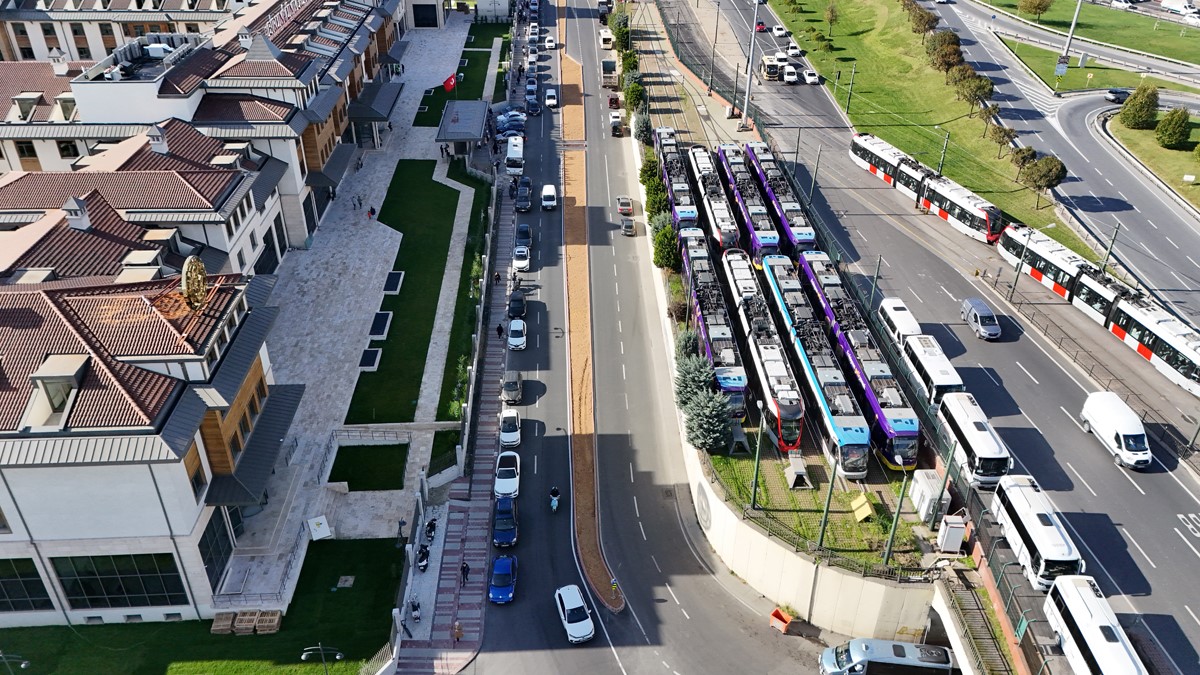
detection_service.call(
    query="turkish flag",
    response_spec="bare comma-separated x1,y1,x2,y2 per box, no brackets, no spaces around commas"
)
443,74,456,92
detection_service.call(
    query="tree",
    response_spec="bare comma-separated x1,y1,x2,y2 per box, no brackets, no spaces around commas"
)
924,30,960,58
621,49,638,73
979,103,1001,136
947,63,976,91
1011,146,1037,180
653,221,682,270
675,329,699,361
1194,141,1200,164
684,388,733,453
623,70,641,90
674,355,711,411
650,212,673,235
634,113,653,145
1119,83,1158,130
825,2,839,37
911,8,939,43
1017,0,1054,23
639,156,660,186
647,189,670,217
929,44,964,80
611,24,630,52
988,125,1019,157
624,82,645,115
899,0,918,14
1156,107,1190,149
956,75,994,116
1022,154,1067,209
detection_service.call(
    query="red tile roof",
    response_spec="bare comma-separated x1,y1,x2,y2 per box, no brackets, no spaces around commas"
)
0,61,90,122
193,94,295,122
159,47,233,97
218,52,311,78
0,170,236,211
118,118,231,171
4,192,160,279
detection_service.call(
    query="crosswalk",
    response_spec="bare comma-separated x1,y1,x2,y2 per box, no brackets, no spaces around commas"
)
956,13,1067,118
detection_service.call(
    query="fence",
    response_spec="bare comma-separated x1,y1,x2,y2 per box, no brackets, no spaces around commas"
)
321,429,415,483
458,183,501,485
212,523,309,609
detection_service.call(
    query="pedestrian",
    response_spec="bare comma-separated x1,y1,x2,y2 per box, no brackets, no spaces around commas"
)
496,323,503,339
453,621,464,643
492,141,499,155
494,271,501,284
401,64,405,75
493,159,500,172
461,561,470,585
388,121,393,132
368,207,376,219
439,144,444,158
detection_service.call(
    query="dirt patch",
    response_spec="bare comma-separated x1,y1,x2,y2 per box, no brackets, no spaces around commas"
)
561,55,585,142
563,150,624,612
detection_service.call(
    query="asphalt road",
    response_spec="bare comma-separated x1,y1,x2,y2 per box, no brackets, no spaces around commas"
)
658,0,1200,664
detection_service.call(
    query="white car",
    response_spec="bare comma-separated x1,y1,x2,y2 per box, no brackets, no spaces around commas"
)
772,25,788,37
783,65,798,84
527,53,538,70
508,318,528,351
529,22,540,35
1186,13,1200,25
554,585,595,644
786,42,802,57
1111,0,1133,8
496,111,527,124
545,36,556,50
803,69,820,85
499,409,522,448
513,245,531,272
545,88,558,107
494,451,521,498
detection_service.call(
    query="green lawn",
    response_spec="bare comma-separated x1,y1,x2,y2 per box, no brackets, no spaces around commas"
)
1110,111,1200,212
413,51,492,127
493,36,512,103
468,20,511,44
782,0,1094,258
429,429,461,476
437,160,490,421
978,0,1200,66
0,540,402,674
328,444,409,490
1000,38,1200,95
345,161,460,424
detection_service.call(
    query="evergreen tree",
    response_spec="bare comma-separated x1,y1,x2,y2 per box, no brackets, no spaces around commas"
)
674,354,713,409
685,388,734,453
634,113,653,145
1011,146,1037,180
639,156,660,186
650,212,673,235
1119,83,1159,130
1155,107,1190,149
653,221,682,270
675,330,699,361
1022,155,1067,209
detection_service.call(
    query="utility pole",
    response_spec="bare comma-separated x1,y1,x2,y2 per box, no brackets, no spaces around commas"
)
809,144,822,199
844,62,856,115
751,400,765,509
1062,0,1085,58
707,1,721,94
937,128,950,175
883,456,910,566
869,254,883,306
1099,220,1122,277
816,458,838,548
740,0,763,130
1009,224,1053,301
793,125,802,169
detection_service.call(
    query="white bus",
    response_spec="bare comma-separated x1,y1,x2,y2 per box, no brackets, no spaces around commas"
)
902,334,964,406
992,476,1085,591
936,393,1012,489
505,137,524,176
819,639,956,675
878,297,922,347
1045,576,1149,675
599,28,614,49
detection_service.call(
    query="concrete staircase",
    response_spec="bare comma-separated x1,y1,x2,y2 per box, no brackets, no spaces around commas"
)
947,575,1013,675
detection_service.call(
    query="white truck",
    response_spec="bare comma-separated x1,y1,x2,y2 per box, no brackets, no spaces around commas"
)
601,59,619,88
1163,0,1198,15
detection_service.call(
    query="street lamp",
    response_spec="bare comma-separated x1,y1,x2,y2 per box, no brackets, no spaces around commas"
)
739,0,763,130
935,126,950,175
0,652,29,675
882,456,910,566
301,643,344,675
707,1,721,95
750,400,765,510
1008,224,1054,301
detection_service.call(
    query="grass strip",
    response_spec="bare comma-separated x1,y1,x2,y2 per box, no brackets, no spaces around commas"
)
328,444,409,490
345,160,459,424
0,539,402,674
1109,111,1200,212
413,51,492,127
1000,37,1200,95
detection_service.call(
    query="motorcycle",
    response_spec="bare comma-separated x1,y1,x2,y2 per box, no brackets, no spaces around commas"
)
424,518,437,543
550,487,561,514
410,599,421,623
416,544,430,572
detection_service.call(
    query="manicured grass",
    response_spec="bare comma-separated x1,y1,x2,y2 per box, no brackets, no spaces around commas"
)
328,444,409,490
437,159,490,421
979,0,1200,65
429,429,461,476
784,0,1095,258
413,51,492,127
1000,38,1200,95
1110,111,1200,212
493,37,513,103
0,539,402,674
468,20,512,44
345,161,460,424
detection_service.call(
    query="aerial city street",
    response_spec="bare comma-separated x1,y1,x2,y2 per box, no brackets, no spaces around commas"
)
0,0,1197,672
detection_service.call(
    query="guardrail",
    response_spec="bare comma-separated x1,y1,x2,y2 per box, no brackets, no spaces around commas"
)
993,28,1200,87
937,576,994,675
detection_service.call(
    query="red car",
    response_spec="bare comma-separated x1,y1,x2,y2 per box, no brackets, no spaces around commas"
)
755,20,766,32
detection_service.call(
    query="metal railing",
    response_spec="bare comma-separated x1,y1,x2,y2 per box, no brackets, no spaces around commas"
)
938,576,993,675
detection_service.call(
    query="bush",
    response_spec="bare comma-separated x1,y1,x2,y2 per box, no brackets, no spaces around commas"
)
1119,82,1159,130
675,330,699,361
624,82,645,115
1155,107,1191,149
621,50,638,73
653,222,681,270
650,212,673,235
640,156,660,186
623,70,641,89
647,188,670,217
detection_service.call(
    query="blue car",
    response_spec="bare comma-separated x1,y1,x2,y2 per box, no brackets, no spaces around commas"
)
488,555,518,604
492,497,519,547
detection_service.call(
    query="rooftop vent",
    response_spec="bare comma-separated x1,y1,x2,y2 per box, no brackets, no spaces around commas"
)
63,197,91,231
237,27,252,50
210,154,240,168
49,48,69,76
147,124,169,154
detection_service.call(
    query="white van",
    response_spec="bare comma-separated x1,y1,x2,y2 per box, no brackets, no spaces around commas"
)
878,297,922,347
1079,391,1152,469
541,184,557,210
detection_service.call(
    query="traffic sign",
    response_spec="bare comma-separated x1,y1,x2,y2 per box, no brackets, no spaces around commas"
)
1054,63,1068,77
1087,72,1094,81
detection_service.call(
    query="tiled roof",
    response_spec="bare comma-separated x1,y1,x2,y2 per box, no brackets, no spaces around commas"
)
0,170,236,211
4,192,160,279
193,94,295,122
117,118,230,171
158,47,233,97
218,52,311,78
0,61,90,122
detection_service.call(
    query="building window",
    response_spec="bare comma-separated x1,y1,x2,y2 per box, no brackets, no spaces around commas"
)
256,378,268,402
41,23,54,37
185,23,199,33
57,141,80,159
132,25,145,37
198,513,233,591
248,393,261,420
19,47,34,60
14,142,36,159
236,251,246,270
249,232,258,250
0,558,54,612
229,432,242,459
78,46,90,59
189,465,207,500
238,411,252,439
51,554,188,610
70,23,84,37
13,24,27,37
99,24,113,37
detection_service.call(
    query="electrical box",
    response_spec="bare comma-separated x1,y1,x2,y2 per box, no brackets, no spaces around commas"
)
909,470,950,525
937,515,967,554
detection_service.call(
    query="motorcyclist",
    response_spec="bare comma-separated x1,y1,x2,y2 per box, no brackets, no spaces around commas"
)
550,487,560,499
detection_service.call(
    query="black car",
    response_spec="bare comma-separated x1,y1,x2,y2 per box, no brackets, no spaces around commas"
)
525,101,543,116
515,223,533,248
518,176,532,190
497,121,526,134
507,290,527,318
515,186,533,212
1104,88,1129,104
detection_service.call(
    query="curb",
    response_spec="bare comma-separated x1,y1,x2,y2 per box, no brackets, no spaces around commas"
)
1092,111,1200,225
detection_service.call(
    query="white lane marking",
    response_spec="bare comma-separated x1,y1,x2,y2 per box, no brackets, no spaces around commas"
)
615,282,619,296
620,341,625,355
909,288,924,304
1187,605,1200,629
1148,219,1157,229
940,285,956,301
1118,191,1127,200
881,256,891,268
1116,466,1146,495
1165,236,1180,249
534,454,538,474
630,462,634,483
1139,240,1159,261
680,609,691,621
1020,411,1042,434
662,662,671,670
618,320,622,332
622,364,627,380
536,334,541,348
1014,361,1040,384
1122,528,1156,568
1132,204,1140,213
1065,462,1098,497
1061,407,1085,432
651,555,662,573
1172,271,1190,289
614,263,618,276
1190,255,1200,270
1105,179,1114,186
624,393,629,410
1177,530,1200,562
665,582,680,605
639,521,647,540
980,364,1000,386
1151,454,1200,506
633,495,640,518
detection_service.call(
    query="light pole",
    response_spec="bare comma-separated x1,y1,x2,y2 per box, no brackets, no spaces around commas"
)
1099,220,1122,278
936,127,950,175
750,400,765,510
707,1,721,94
739,0,763,130
882,456,910,566
301,643,344,675
1008,224,1054,301
0,652,29,675
1061,0,1085,59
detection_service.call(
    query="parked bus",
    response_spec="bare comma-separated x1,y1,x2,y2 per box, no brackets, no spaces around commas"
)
1044,576,1149,675
820,639,956,675
760,54,781,81
878,297,923,348
901,334,964,406
505,137,524,176
992,476,1085,591
936,393,1012,489
599,28,614,49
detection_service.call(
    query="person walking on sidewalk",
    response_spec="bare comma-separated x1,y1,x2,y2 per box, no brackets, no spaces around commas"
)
453,621,464,644
460,561,470,586
496,323,504,339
